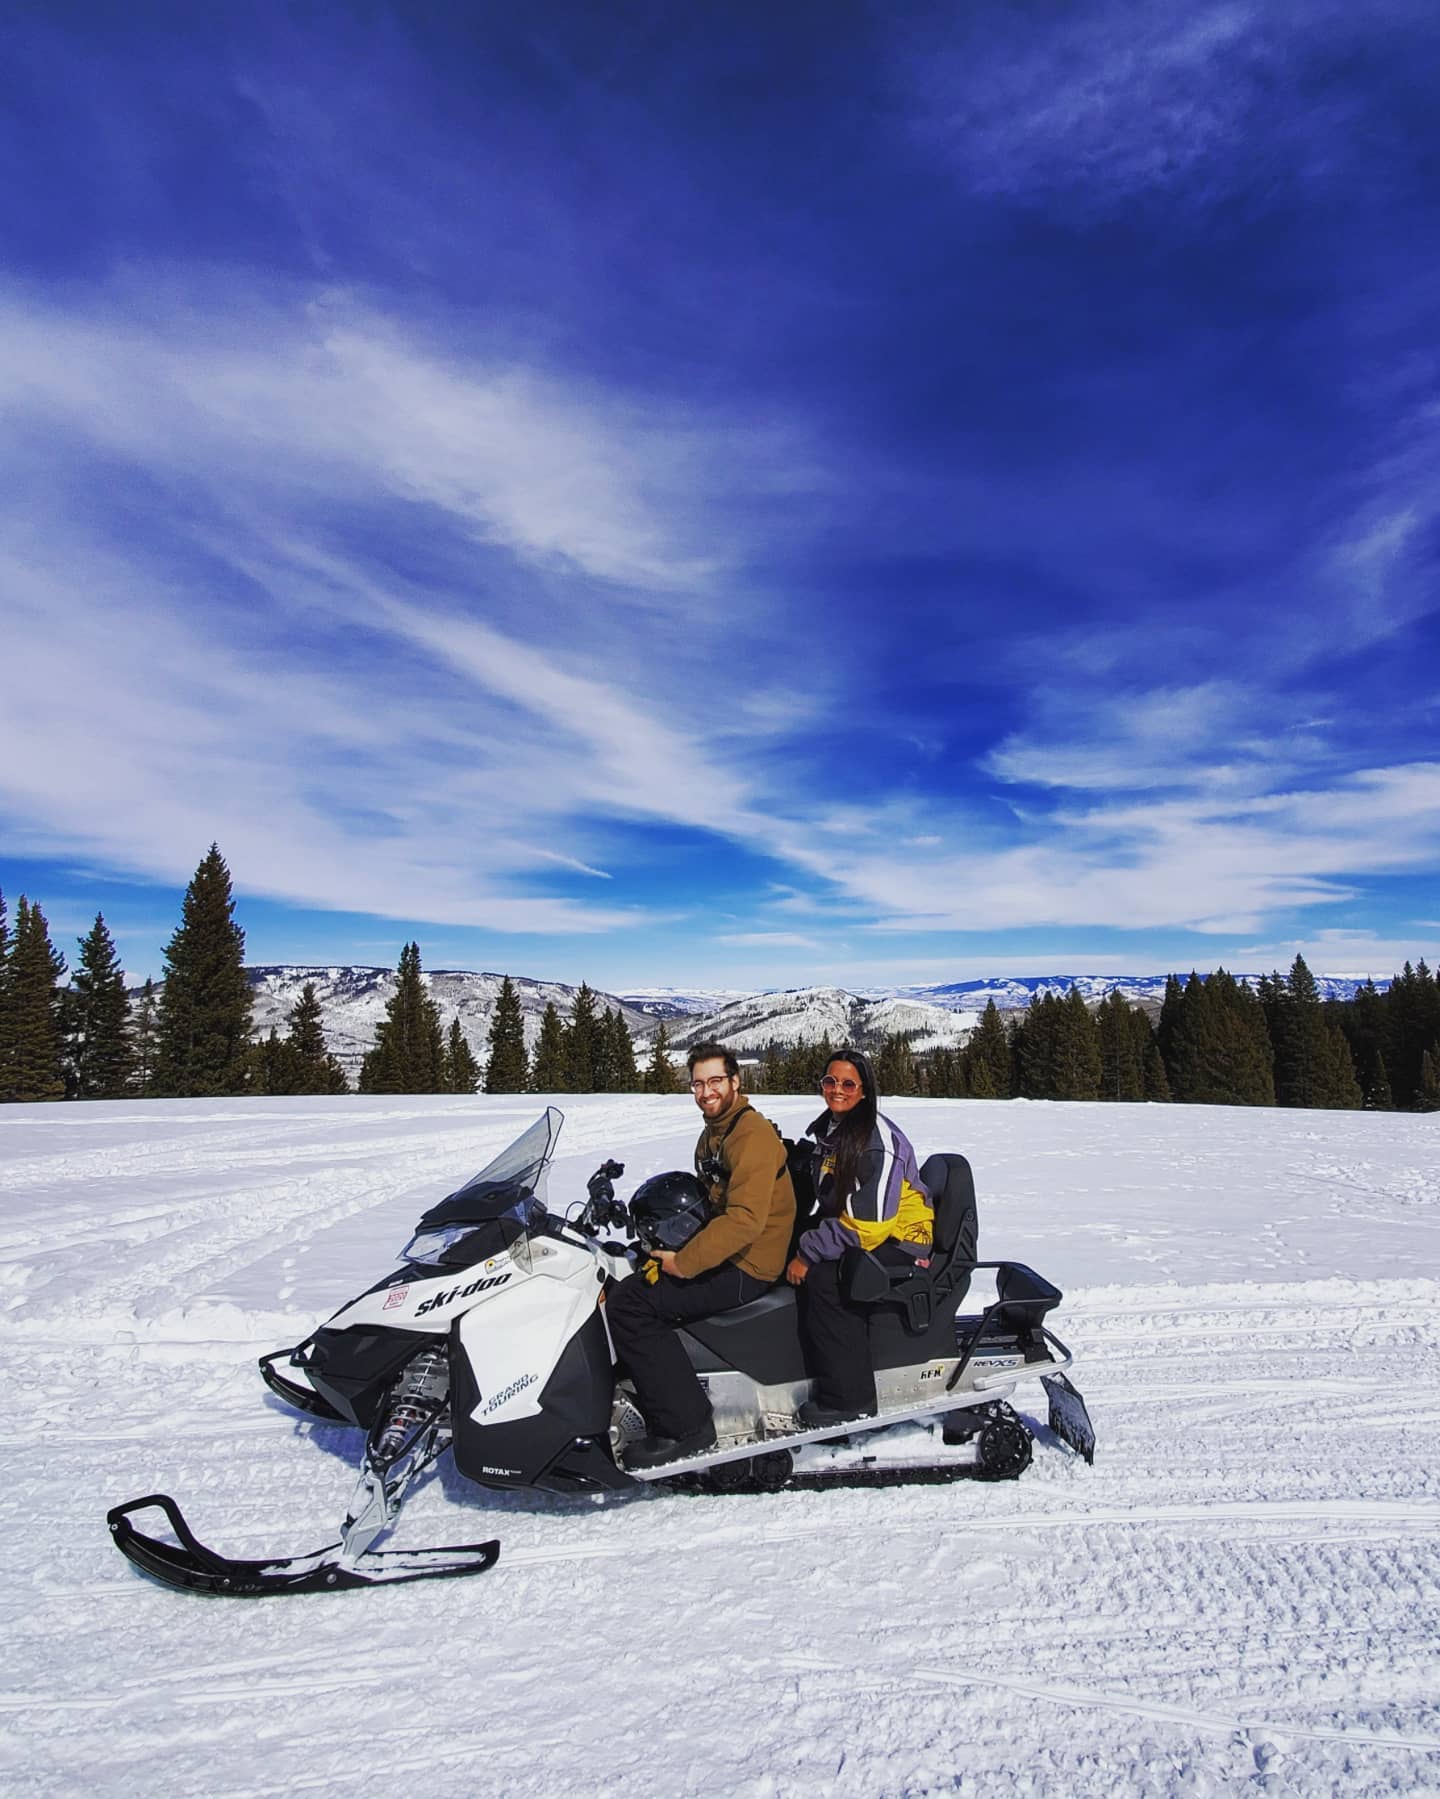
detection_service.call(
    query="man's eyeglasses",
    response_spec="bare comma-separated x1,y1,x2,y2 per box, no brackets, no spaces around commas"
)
689,1075,734,1094
820,1074,861,1094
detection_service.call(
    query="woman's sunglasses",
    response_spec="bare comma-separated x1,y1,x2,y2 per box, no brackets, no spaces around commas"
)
820,1074,861,1094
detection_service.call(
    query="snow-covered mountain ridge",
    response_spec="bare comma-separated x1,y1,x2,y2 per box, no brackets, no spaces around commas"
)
655,985,976,1054
245,966,654,1079
862,972,1387,1010
238,966,1389,1072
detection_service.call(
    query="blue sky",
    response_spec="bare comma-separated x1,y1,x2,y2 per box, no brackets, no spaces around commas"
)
2,2,1438,991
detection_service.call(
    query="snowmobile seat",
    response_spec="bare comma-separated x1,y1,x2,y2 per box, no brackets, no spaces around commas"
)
682,1154,982,1385
922,1153,978,1289
840,1153,977,1328
681,1285,807,1386
834,1154,983,1369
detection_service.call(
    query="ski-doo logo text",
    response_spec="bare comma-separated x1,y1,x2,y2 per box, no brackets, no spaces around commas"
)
414,1272,513,1317
482,1373,536,1415
383,1286,410,1311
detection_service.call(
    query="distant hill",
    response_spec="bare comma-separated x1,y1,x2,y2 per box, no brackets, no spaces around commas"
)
653,986,975,1055
866,973,1386,1012
612,987,754,1021
227,965,1389,1078
244,966,653,1082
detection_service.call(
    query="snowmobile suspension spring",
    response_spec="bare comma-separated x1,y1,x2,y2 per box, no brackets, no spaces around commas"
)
374,1346,449,1462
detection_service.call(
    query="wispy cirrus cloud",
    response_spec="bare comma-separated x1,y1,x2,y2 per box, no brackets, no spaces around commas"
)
4,10,1439,986
757,667,1440,939
717,931,824,951
0,282,734,593
0,276,819,934
3,273,1434,963
898,0,1431,205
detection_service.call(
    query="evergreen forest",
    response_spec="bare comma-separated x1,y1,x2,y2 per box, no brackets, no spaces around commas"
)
2,854,1437,1112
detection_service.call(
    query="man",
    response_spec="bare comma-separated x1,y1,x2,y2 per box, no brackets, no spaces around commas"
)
607,1041,795,1470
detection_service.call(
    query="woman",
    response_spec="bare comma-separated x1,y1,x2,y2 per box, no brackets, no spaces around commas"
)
786,1047,933,1427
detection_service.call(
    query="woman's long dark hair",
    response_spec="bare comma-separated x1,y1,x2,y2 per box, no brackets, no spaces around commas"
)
822,1045,879,1207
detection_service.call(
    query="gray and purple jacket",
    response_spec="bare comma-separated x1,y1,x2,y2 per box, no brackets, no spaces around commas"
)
796,1111,933,1264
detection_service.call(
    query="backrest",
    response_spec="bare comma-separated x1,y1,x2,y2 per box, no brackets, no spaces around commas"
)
782,1136,817,1261
920,1153,977,1276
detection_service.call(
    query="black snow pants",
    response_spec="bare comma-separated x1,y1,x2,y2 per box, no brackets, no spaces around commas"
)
607,1261,768,1439
798,1243,918,1414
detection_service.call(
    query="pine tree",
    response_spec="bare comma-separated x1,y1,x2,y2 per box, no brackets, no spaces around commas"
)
1269,956,1319,1108
874,1031,919,1097
1011,992,1051,1098
1052,988,1102,1100
644,1021,680,1093
962,1000,1011,1099
563,983,602,1093
250,1027,287,1095
359,943,446,1093
279,983,349,1094
529,1002,569,1091
1338,980,1391,1108
130,978,159,1095
0,889,12,1095
1156,974,1186,1077
1383,961,1440,1109
153,846,253,1097
1160,973,1207,1102
1005,1013,1025,1097
1096,991,1145,1101
925,1046,961,1098
1268,956,1362,1109
601,1007,639,1092
1013,989,1100,1100
591,1006,619,1092
1142,1039,1172,1102
1217,971,1275,1105
66,913,134,1099
1166,970,1274,1106
1,897,68,1101
782,1034,835,1096
1365,1050,1394,1111
1318,1022,1364,1109
483,976,529,1093
1419,1047,1440,1113
446,1017,482,1094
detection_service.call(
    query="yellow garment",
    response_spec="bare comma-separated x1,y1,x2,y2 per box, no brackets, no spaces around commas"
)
839,1178,933,1251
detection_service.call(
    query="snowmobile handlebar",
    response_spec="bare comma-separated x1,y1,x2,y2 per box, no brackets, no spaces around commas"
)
573,1159,629,1237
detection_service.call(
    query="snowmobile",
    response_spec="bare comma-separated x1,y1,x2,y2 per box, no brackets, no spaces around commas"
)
108,1107,1094,1597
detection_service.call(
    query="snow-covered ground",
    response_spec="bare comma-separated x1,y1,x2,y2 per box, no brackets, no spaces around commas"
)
2,1094,1437,1796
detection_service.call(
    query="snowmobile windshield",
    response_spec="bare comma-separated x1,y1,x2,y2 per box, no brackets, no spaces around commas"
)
402,1108,563,1272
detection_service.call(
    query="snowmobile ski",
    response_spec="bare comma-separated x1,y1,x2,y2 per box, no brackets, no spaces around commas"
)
106,1493,499,1597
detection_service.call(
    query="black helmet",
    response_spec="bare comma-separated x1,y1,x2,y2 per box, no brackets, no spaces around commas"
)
629,1171,712,1252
